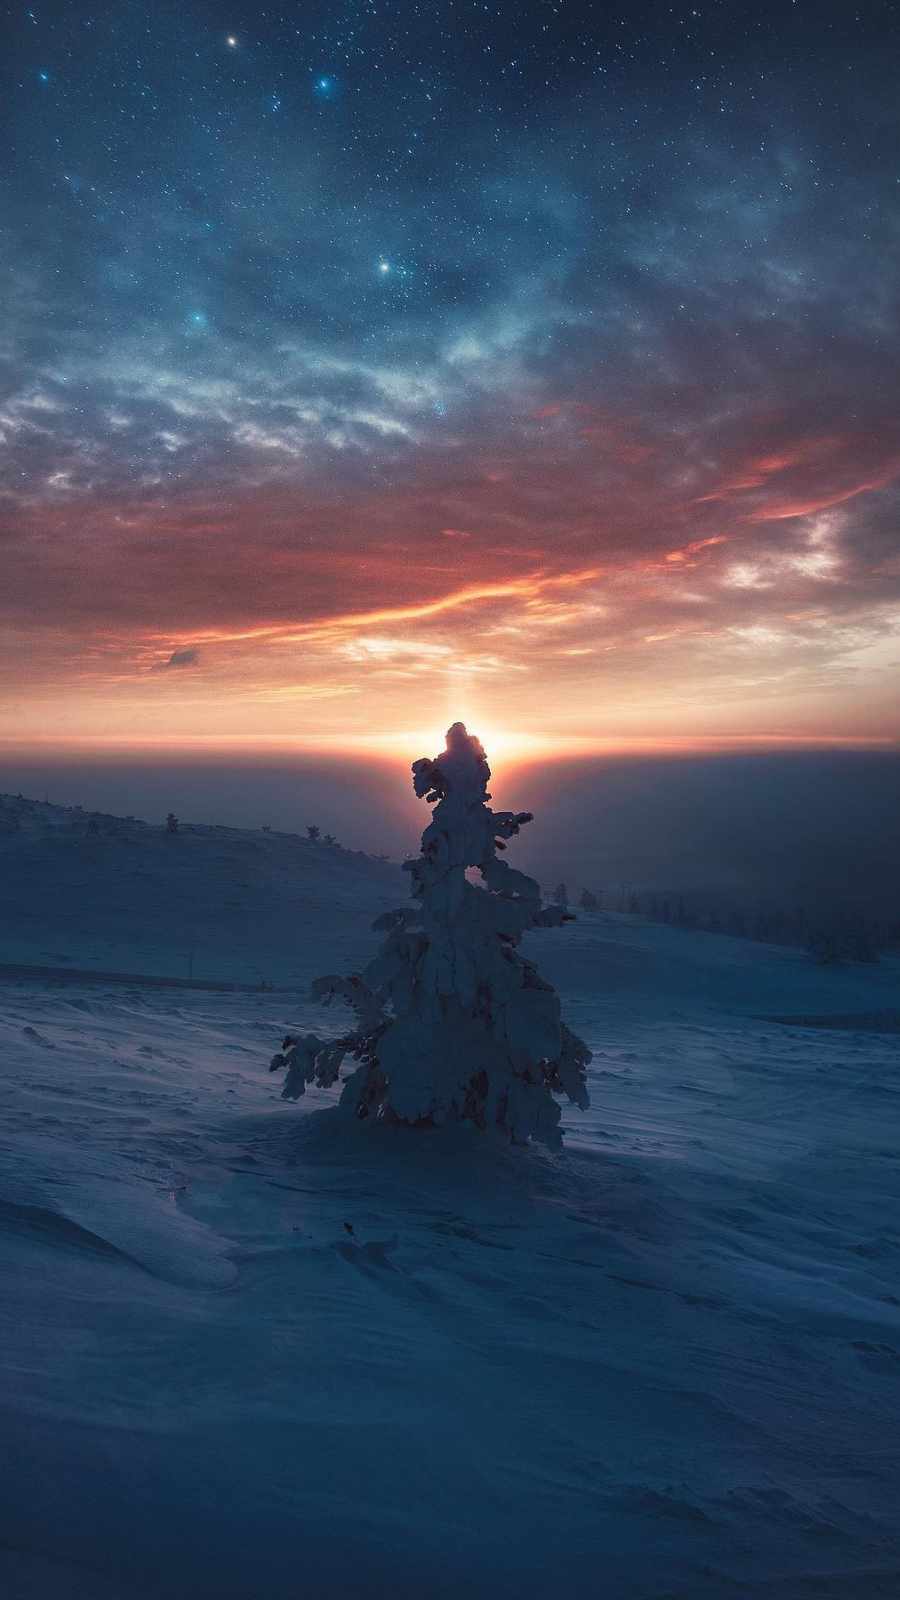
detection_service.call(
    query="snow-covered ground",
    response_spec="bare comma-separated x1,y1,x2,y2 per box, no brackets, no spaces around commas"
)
0,793,398,984
2,807,900,1597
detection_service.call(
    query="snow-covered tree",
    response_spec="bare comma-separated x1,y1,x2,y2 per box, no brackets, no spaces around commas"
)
165,812,178,835
307,824,320,841
270,721,590,1148
553,882,568,910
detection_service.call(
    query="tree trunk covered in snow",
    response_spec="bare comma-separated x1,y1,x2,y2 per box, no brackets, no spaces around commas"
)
270,722,590,1147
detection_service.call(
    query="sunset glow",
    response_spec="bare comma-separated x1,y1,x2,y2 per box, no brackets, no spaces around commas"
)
3,6,899,754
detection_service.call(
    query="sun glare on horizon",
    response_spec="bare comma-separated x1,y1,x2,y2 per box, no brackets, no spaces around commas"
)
346,717,574,767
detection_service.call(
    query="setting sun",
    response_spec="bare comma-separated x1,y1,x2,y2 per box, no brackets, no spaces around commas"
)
361,720,557,766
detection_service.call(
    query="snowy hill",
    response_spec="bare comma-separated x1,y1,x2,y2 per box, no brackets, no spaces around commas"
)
1,807,900,1598
0,791,402,985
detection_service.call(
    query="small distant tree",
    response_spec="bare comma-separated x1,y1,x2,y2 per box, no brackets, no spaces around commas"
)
807,927,841,964
579,889,598,911
808,921,880,965
849,924,880,963
553,882,568,910
323,833,337,846
270,722,591,1148
166,812,179,835
307,825,320,841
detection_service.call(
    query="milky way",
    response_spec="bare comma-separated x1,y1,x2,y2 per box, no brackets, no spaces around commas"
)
3,1,899,743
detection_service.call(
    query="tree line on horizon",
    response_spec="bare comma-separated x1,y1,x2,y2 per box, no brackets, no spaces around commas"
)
548,881,897,966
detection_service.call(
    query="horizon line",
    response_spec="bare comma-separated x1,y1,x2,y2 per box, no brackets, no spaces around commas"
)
1,731,897,761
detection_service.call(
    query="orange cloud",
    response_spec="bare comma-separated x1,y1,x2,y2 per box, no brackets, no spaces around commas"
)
695,438,900,519
266,566,605,646
148,565,604,654
746,464,900,522
664,535,729,564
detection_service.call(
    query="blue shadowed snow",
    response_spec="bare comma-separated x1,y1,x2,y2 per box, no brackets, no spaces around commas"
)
1,806,899,1597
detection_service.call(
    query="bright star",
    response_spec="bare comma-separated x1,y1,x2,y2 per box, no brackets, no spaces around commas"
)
38,70,49,83
378,261,391,274
226,35,238,48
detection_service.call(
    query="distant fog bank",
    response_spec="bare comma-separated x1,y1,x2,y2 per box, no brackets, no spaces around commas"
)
2,743,898,918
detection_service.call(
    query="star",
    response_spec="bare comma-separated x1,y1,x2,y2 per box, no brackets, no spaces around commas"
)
226,36,238,49
378,260,391,274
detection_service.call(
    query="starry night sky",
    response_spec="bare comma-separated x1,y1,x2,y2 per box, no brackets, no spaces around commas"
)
3,0,899,747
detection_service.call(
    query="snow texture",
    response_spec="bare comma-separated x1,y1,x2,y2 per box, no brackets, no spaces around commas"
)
2,788,900,1597
271,723,590,1145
